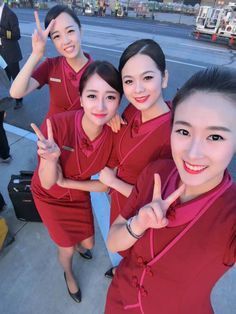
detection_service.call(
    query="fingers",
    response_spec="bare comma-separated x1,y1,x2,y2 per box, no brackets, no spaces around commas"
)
165,184,185,208
120,117,127,125
152,173,161,202
31,123,45,141
34,11,42,32
45,19,55,37
46,119,54,142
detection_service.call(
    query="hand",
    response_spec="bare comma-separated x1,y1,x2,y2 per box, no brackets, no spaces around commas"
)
32,11,55,58
134,174,185,233
107,113,127,133
31,119,61,162
99,167,117,187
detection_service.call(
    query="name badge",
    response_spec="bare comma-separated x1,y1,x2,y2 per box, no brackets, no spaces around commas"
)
49,77,61,83
62,145,74,152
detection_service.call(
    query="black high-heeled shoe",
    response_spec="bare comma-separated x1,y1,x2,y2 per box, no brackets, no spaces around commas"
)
64,273,81,303
78,249,92,260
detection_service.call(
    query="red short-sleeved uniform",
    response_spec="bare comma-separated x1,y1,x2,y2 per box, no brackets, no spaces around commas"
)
109,103,172,225
32,54,92,117
105,160,236,314
31,109,114,247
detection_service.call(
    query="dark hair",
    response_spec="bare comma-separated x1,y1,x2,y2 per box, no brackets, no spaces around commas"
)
119,39,166,75
45,5,81,37
79,61,123,97
172,67,236,125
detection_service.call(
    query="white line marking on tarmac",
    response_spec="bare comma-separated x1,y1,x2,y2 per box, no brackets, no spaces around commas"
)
21,34,205,68
180,43,227,52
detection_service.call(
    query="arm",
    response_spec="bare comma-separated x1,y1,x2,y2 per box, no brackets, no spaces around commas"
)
10,11,55,98
57,169,108,192
107,174,185,252
99,166,133,197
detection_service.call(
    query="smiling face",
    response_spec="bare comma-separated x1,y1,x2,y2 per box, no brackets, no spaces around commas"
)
50,12,82,59
171,91,236,195
121,54,168,112
81,73,120,128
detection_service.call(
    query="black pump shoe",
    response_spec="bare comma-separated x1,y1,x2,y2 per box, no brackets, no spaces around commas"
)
64,273,81,303
104,267,115,279
78,249,92,260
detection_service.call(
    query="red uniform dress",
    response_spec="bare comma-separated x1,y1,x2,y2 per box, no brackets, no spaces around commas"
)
105,160,236,314
31,109,114,247
32,54,92,117
109,103,172,225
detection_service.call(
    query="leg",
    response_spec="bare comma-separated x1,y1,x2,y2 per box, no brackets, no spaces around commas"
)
76,236,94,260
57,245,78,293
5,62,23,108
0,111,10,160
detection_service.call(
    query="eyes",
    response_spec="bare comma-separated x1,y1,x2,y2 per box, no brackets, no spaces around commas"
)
86,94,118,101
123,75,154,85
175,129,224,141
52,29,75,40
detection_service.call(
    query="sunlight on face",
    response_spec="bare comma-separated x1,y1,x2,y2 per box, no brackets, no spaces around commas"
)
121,54,167,112
50,12,82,58
171,91,236,195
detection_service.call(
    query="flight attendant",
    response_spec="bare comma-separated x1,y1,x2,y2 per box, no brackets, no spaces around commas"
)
105,67,236,314
10,5,92,118
31,61,122,303
99,39,172,278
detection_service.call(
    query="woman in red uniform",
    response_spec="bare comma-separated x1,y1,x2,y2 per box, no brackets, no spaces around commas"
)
105,67,236,314
31,61,122,303
99,39,172,277
10,5,92,117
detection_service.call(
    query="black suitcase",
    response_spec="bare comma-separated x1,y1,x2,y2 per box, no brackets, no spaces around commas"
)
8,171,42,222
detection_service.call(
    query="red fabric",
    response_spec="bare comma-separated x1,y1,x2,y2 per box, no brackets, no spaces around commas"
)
31,110,113,247
109,102,172,225
105,160,236,314
32,54,92,118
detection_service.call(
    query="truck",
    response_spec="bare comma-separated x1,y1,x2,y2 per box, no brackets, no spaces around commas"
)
193,2,236,48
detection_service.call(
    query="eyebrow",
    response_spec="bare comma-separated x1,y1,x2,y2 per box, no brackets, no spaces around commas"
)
122,70,155,79
85,90,118,94
174,120,231,132
51,25,75,36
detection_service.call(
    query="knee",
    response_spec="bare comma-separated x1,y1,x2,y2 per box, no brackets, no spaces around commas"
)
81,237,94,250
58,246,74,258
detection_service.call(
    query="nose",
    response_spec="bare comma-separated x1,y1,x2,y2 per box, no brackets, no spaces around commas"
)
96,98,106,111
134,81,145,94
62,34,71,45
186,138,205,160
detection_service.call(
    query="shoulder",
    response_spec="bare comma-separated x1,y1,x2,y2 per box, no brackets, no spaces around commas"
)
141,159,175,183
45,56,63,67
50,110,77,128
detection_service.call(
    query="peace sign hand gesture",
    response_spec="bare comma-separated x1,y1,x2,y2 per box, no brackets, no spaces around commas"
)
134,174,185,233
32,11,55,58
31,119,61,162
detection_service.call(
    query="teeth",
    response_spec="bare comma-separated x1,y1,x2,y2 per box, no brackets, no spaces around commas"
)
185,162,206,171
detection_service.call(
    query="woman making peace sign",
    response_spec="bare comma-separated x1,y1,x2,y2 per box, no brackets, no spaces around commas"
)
10,5,92,118
31,61,122,303
105,67,236,313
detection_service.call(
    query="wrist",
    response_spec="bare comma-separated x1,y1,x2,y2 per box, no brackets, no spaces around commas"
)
126,216,145,240
131,215,147,235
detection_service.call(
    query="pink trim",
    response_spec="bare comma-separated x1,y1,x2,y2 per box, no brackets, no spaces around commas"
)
148,177,232,268
150,229,154,259
62,58,81,110
117,112,170,170
137,174,233,311
74,111,110,178
124,303,140,310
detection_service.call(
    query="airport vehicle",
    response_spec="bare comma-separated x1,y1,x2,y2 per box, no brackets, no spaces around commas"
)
193,2,236,47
